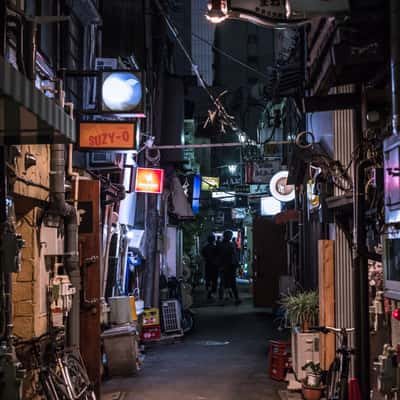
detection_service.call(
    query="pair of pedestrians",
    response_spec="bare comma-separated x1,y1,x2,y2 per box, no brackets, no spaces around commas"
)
201,231,241,305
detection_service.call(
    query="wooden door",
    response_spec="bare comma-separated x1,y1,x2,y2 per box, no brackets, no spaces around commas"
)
78,179,101,397
253,217,287,308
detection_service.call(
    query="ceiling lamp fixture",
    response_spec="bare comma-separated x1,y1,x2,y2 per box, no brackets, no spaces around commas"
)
206,0,229,24
205,0,350,28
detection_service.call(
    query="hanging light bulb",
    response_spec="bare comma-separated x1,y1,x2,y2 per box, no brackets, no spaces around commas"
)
206,0,229,24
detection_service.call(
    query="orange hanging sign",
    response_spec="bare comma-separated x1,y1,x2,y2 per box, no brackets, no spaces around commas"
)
135,167,164,194
79,122,135,149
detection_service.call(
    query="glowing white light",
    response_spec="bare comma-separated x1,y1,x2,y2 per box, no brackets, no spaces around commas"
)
285,0,292,18
269,170,295,202
102,72,142,112
228,165,237,174
212,191,235,202
238,133,247,143
205,14,228,23
261,197,281,216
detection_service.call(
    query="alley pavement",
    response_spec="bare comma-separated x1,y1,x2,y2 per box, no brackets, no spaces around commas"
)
102,287,286,400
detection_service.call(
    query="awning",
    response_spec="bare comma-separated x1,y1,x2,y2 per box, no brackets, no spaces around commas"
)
0,57,76,144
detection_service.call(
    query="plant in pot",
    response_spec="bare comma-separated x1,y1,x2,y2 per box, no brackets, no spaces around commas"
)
301,361,325,400
279,290,319,332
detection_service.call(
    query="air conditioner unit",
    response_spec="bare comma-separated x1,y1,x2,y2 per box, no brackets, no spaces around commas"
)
88,152,116,166
161,300,182,333
291,328,320,380
95,57,118,71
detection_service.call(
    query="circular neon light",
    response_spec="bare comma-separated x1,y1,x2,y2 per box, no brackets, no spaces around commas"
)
102,72,142,112
269,170,295,202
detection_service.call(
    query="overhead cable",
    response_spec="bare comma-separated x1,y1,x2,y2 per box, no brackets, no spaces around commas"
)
191,32,269,81
153,0,248,139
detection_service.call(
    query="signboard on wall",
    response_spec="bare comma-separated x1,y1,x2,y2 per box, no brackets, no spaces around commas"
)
101,71,145,116
245,160,280,184
201,176,219,191
134,167,164,194
79,122,135,150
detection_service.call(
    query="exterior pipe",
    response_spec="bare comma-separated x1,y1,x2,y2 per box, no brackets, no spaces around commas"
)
353,158,372,399
391,0,400,136
50,144,80,348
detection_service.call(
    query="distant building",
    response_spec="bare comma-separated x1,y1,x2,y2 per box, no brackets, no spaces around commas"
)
191,0,215,85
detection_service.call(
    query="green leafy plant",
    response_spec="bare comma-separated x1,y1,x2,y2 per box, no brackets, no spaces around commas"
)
279,290,319,330
302,361,322,375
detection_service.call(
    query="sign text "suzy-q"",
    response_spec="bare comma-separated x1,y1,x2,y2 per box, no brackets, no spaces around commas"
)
79,122,135,149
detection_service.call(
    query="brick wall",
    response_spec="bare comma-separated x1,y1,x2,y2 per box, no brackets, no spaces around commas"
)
12,144,51,339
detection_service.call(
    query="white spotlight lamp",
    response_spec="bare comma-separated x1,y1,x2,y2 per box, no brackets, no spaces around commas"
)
206,0,229,23
228,164,237,175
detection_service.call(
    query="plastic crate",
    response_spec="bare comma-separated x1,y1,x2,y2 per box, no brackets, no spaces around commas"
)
268,340,291,381
141,325,161,342
143,308,160,326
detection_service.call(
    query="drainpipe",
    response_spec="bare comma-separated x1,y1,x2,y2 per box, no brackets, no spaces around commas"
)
50,144,80,348
353,158,372,399
391,0,400,137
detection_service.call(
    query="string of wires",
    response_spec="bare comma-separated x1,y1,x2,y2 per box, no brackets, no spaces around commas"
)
153,0,249,141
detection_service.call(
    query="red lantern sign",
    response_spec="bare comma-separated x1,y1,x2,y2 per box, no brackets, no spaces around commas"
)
135,167,164,194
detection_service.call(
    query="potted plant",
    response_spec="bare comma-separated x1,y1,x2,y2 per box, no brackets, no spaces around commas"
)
279,290,320,382
279,290,319,331
301,380,325,400
301,362,324,400
302,361,322,386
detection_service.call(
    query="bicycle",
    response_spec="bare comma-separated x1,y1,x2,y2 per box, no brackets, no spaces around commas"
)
15,331,69,400
16,329,96,400
315,326,355,400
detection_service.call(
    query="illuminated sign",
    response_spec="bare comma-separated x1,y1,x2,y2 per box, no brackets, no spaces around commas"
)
101,71,145,115
269,171,295,202
261,196,281,216
192,175,201,214
135,167,164,194
211,191,235,202
232,208,246,220
201,176,220,191
79,122,135,150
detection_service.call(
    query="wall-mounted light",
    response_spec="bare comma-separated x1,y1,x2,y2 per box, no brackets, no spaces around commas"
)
269,170,295,202
206,0,228,24
101,71,145,116
392,308,400,321
228,164,237,175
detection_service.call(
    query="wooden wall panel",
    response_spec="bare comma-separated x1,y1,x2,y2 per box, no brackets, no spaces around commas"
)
318,240,335,370
78,179,101,397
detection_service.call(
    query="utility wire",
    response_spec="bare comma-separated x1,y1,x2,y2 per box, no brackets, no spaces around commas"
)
153,0,248,139
191,31,270,81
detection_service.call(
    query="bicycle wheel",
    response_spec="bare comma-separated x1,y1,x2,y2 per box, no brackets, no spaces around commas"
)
43,370,70,400
63,353,92,398
81,389,96,400
326,357,341,400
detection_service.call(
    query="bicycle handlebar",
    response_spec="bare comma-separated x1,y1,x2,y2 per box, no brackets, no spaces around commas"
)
14,327,65,347
311,326,355,334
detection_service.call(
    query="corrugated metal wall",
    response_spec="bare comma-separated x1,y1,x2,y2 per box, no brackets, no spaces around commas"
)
333,85,355,335
333,85,355,197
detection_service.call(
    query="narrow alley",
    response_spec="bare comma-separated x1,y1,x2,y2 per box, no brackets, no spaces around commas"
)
103,288,285,400
2,1,400,400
